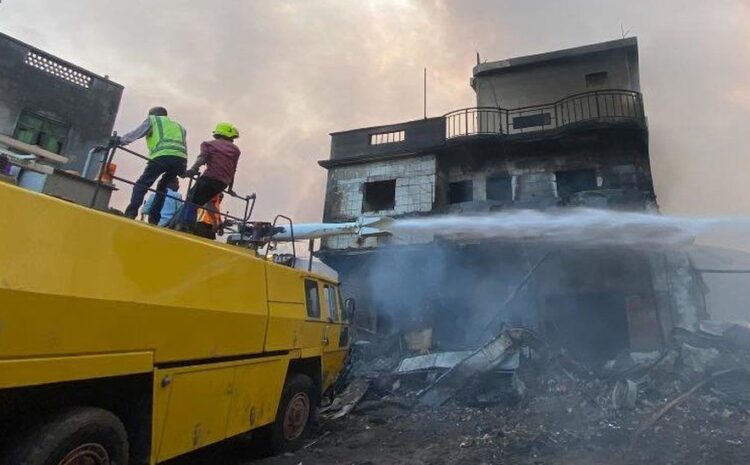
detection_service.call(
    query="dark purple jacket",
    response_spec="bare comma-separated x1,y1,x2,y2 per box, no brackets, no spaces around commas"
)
197,139,240,186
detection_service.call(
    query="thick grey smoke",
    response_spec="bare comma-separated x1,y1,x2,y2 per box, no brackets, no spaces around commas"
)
365,208,750,348
1,1,748,223
364,241,540,349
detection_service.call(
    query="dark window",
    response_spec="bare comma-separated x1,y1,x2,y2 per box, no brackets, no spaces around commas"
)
512,113,551,130
362,180,396,212
486,176,513,202
324,285,340,322
555,169,597,198
13,111,70,154
448,180,473,203
304,279,321,319
585,71,608,88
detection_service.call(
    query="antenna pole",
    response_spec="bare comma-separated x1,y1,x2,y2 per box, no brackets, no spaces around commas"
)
423,67,427,119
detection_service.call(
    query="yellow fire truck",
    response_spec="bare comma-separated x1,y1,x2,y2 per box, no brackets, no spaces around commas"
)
0,180,353,465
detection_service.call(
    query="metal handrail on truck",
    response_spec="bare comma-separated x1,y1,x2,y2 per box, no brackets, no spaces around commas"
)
89,134,256,235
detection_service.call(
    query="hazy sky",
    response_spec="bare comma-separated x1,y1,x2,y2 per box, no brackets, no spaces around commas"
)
1,0,749,222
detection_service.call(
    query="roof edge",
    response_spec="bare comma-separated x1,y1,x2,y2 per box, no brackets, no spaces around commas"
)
0,31,124,89
329,116,443,136
473,37,638,78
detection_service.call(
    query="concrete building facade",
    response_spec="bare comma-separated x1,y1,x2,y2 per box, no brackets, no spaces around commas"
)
321,38,654,250
317,38,709,359
0,32,123,175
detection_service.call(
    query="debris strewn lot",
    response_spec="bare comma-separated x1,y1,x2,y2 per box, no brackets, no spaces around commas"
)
174,323,750,465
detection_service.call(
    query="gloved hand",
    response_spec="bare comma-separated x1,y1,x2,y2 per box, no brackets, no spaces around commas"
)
184,168,199,178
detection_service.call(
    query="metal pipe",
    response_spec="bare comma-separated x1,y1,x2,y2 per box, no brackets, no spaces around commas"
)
82,147,100,179
307,238,315,272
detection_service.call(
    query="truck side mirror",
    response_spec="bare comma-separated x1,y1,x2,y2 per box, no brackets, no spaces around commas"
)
344,298,356,321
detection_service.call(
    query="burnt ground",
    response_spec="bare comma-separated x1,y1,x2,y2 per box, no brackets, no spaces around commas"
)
171,364,750,465
170,391,750,465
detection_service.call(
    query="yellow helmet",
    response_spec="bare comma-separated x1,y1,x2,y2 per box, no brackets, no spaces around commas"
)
213,122,239,139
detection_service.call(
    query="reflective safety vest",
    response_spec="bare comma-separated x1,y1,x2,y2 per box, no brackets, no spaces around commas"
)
197,195,222,226
146,116,187,159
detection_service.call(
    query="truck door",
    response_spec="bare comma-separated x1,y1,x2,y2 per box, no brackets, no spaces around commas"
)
321,283,349,390
301,279,326,350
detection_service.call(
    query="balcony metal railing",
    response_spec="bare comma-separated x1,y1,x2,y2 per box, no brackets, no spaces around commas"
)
444,89,644,139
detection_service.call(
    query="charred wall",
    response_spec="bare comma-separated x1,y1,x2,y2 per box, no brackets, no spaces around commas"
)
434,125,653,213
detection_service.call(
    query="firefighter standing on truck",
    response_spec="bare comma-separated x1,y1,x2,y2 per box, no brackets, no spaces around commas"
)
182,122,241,230
119,106,188,224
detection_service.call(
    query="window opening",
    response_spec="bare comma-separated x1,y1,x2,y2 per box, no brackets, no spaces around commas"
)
555,169,597,198
585,71,608,88
304,279,321,319
370,130,405,145
486,175,513,202
13,111,70,154
362,180,396,212
448,180,473,203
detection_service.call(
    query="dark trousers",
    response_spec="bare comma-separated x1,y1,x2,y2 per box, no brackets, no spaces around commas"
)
193,222,217,240
124,155,187,223
183,176,227,226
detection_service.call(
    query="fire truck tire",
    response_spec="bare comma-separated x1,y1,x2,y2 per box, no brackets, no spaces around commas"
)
267,373,315,453
3,407,129,465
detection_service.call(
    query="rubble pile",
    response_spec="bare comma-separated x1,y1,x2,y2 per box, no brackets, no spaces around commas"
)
260,321,750,465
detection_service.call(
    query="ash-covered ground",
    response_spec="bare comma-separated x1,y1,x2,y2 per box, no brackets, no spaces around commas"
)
172,325,750,465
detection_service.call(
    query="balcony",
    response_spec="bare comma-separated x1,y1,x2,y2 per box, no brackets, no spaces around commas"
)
324,89,645,167
445,89,644,139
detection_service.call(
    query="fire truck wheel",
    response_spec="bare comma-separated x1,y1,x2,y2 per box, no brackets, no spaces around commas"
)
268,373,315,453
3,407,129,465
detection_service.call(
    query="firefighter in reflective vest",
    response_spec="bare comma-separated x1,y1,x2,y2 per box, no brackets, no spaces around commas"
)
119,106,188,225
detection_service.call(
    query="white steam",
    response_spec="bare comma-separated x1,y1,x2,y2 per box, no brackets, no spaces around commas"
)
389,209,750,247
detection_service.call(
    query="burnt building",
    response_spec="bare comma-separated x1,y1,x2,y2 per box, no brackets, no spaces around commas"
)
322,38,652,229
318,38,703,361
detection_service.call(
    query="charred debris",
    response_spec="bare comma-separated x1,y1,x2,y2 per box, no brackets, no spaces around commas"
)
311,241,750,463
317,299,750,461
